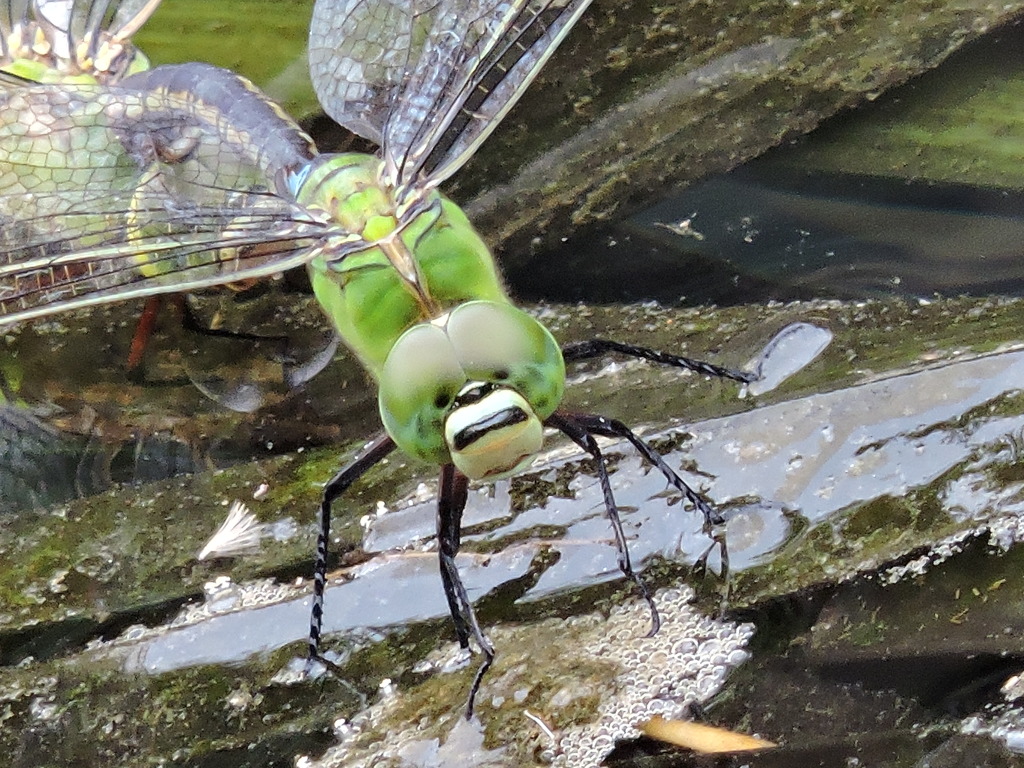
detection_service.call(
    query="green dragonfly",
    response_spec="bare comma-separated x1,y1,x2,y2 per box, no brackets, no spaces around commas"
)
0,0,756,714
0,0,340,390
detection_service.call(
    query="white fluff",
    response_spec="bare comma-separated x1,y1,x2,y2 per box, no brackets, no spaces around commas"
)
198,501,266,560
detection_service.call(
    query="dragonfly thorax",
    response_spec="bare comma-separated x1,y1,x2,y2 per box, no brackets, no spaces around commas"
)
306,165,514,377
2,8,153,84
293,153,401,243
378,301,565,479
301,160,565,479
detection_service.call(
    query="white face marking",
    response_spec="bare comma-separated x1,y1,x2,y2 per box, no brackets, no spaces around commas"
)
445,388,543,480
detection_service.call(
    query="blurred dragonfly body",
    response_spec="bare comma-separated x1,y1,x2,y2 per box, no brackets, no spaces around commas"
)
0,0,336,393
0,0,179,370
0,0,158,83
0,1,174,508
0,0,755,713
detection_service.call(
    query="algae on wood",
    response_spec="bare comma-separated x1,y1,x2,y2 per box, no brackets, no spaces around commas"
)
8,298,1024,765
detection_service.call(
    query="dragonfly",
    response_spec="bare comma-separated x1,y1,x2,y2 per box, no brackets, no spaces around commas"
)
0,0,758,714
0,0,159,83
0,0,335,388
0,0,189,374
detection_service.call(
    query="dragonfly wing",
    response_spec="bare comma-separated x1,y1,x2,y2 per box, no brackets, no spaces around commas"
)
0,1,34,61
308,0,591,195
0,0,30,32
412,0,591,185
104,0,163,41
307,0,413,146
46,0,163,51
0,65,327,326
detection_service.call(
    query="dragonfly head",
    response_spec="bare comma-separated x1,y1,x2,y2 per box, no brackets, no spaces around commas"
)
378,301,565,480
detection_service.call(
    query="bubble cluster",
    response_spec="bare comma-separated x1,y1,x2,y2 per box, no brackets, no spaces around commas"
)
553,587,754,765
878,530,973,585
962,703,1024,753
170,577,299,627
989,513,1024,553
304,586,753,768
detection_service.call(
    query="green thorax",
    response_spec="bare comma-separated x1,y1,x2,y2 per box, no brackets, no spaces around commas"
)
297,153,509,376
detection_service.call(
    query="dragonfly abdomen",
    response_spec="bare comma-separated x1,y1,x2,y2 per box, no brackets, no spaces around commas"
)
123,62,318,194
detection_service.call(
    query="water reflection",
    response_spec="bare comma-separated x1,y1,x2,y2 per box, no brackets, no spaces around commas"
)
75,339,1024,678
0,292,370,512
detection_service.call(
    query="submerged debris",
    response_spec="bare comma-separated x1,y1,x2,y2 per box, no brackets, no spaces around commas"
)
639,715,776,753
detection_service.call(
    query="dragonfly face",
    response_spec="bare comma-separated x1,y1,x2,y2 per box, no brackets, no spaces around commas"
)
379,300,564,479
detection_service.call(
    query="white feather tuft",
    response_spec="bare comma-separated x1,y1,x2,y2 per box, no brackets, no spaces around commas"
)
198,501,266,560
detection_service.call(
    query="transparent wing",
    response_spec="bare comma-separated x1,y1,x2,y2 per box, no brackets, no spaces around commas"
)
47,0,163,55
309,0,591,194
0,66,329,327
93,0,163,40
308,0,408,146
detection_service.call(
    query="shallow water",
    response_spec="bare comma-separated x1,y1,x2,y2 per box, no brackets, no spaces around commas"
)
6,2,1024,766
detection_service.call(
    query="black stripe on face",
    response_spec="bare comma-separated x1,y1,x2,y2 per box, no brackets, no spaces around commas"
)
452,382,497,408
451,406,530,451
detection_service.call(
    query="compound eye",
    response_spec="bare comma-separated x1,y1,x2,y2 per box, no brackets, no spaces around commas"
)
378,323,465,464
445,302,537,380
445,301,565,420
381,323,463,403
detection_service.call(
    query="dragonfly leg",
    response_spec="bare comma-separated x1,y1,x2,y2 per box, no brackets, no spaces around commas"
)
308,434,397,667
570,412,724,530
437,464,471,646
545,410,661,637
126,295,166,373
561,338,757,385
437,464,494,719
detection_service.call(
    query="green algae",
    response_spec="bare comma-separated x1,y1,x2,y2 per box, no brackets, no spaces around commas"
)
770,24,1024,188
9,295,1024,633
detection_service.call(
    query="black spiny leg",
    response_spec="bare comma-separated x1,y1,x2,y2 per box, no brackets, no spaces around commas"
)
560,339,758,528
437,464,495,719
546,410,661,636
308,433,397,670
571,412,724,530
554,338,752,623
561,338,757,385
582,412,732,603
437,464,471,648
